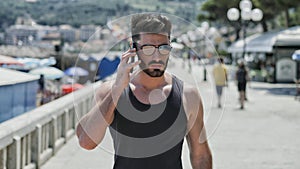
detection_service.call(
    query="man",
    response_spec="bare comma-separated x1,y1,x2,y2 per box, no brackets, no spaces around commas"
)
38,74,45,105
76,13,212,169
213,58,227,108
236,61,249,109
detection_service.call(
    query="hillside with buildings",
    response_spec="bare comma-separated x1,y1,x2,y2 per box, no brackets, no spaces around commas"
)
0,0,204,32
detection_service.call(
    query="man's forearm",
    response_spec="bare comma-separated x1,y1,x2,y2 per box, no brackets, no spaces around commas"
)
76,91,115,149
191,154,213,169
76,84,124,149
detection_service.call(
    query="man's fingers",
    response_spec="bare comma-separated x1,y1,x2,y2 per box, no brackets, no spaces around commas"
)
121,48,136,63
130,60,141,68
124,60,140,73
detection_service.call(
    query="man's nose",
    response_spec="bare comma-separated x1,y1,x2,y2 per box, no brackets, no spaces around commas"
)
152,49,161,61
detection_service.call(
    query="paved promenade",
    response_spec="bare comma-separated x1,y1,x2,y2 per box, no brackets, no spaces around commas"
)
41,57,300,169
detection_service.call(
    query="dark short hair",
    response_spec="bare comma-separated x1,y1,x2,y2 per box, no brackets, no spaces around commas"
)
131,13,172,42
218,58,224,63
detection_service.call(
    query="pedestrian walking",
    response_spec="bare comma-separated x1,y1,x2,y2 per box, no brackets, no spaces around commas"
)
38,74,45,105
76,13,212,169
38,74,45,93
236,61,249,109
213,58,227,108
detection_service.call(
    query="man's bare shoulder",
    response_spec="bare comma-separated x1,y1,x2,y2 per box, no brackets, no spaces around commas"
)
182,83,203,116
183,84,200,99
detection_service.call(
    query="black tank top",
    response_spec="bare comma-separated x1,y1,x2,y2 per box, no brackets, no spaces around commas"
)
109,75,187,169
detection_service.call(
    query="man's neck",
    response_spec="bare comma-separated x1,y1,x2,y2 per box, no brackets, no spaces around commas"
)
132,71,171,91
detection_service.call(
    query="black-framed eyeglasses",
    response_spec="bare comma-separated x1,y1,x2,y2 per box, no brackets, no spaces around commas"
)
134,43,172,56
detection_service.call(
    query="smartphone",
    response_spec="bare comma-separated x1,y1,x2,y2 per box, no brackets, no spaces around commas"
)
132,42,137,50
130,42,137,72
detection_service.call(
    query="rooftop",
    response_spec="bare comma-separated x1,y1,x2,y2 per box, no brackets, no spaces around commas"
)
0,68,39,86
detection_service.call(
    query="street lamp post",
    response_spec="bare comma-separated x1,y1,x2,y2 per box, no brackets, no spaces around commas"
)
227,0,263,59
201,22,209,81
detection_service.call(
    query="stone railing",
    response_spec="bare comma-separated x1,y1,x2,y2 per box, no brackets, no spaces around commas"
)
0,81,102,169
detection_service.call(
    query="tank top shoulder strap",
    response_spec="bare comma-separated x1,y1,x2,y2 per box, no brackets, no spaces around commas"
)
172,75,184,97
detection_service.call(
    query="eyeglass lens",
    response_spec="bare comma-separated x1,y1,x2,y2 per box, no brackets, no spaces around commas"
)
141,45,172,56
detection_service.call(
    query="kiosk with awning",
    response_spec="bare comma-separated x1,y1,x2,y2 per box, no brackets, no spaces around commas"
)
227,26,300,83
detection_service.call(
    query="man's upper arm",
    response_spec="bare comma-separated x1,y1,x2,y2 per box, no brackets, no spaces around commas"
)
95,80,113,102
76,80,115,149
224,67,228,81
184,86,212,167
184,86,207,146
94,80,116,125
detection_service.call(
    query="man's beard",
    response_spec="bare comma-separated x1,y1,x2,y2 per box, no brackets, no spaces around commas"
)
138,58,169,78
143,69,165,77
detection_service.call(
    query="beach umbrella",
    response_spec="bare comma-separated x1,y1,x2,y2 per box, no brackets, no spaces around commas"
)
171,42,184,50
292,50,300,61
64,67,89,76
29,67,64,80
0,55,23,66
61,83,84,95
97,57,120,80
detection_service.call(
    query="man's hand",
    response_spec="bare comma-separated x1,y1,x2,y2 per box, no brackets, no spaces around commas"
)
115,48,140,89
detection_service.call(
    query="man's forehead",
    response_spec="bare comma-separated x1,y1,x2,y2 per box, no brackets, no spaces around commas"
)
138,32,169,36
138,34,170,44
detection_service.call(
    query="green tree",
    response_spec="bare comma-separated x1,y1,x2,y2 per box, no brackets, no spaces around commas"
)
252,0,279,31
198,0,300,32
275,0,300,27
199,0,239,22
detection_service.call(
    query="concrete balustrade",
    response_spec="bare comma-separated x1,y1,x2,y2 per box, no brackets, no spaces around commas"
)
0,81,102,169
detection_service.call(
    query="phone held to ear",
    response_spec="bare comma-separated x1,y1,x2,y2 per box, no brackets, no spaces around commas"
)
132,42,137,50
130,42,137,73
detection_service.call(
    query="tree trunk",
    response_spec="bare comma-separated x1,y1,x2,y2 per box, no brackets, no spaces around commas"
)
235,27,241,41
284,9,290,27
262,20,268,32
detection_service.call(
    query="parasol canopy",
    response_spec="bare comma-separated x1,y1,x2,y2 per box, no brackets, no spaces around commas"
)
61,83,84,94
0,55,23,66
170,42,184,50
29,67,64,80
64,67,89,77
292,50,300,61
